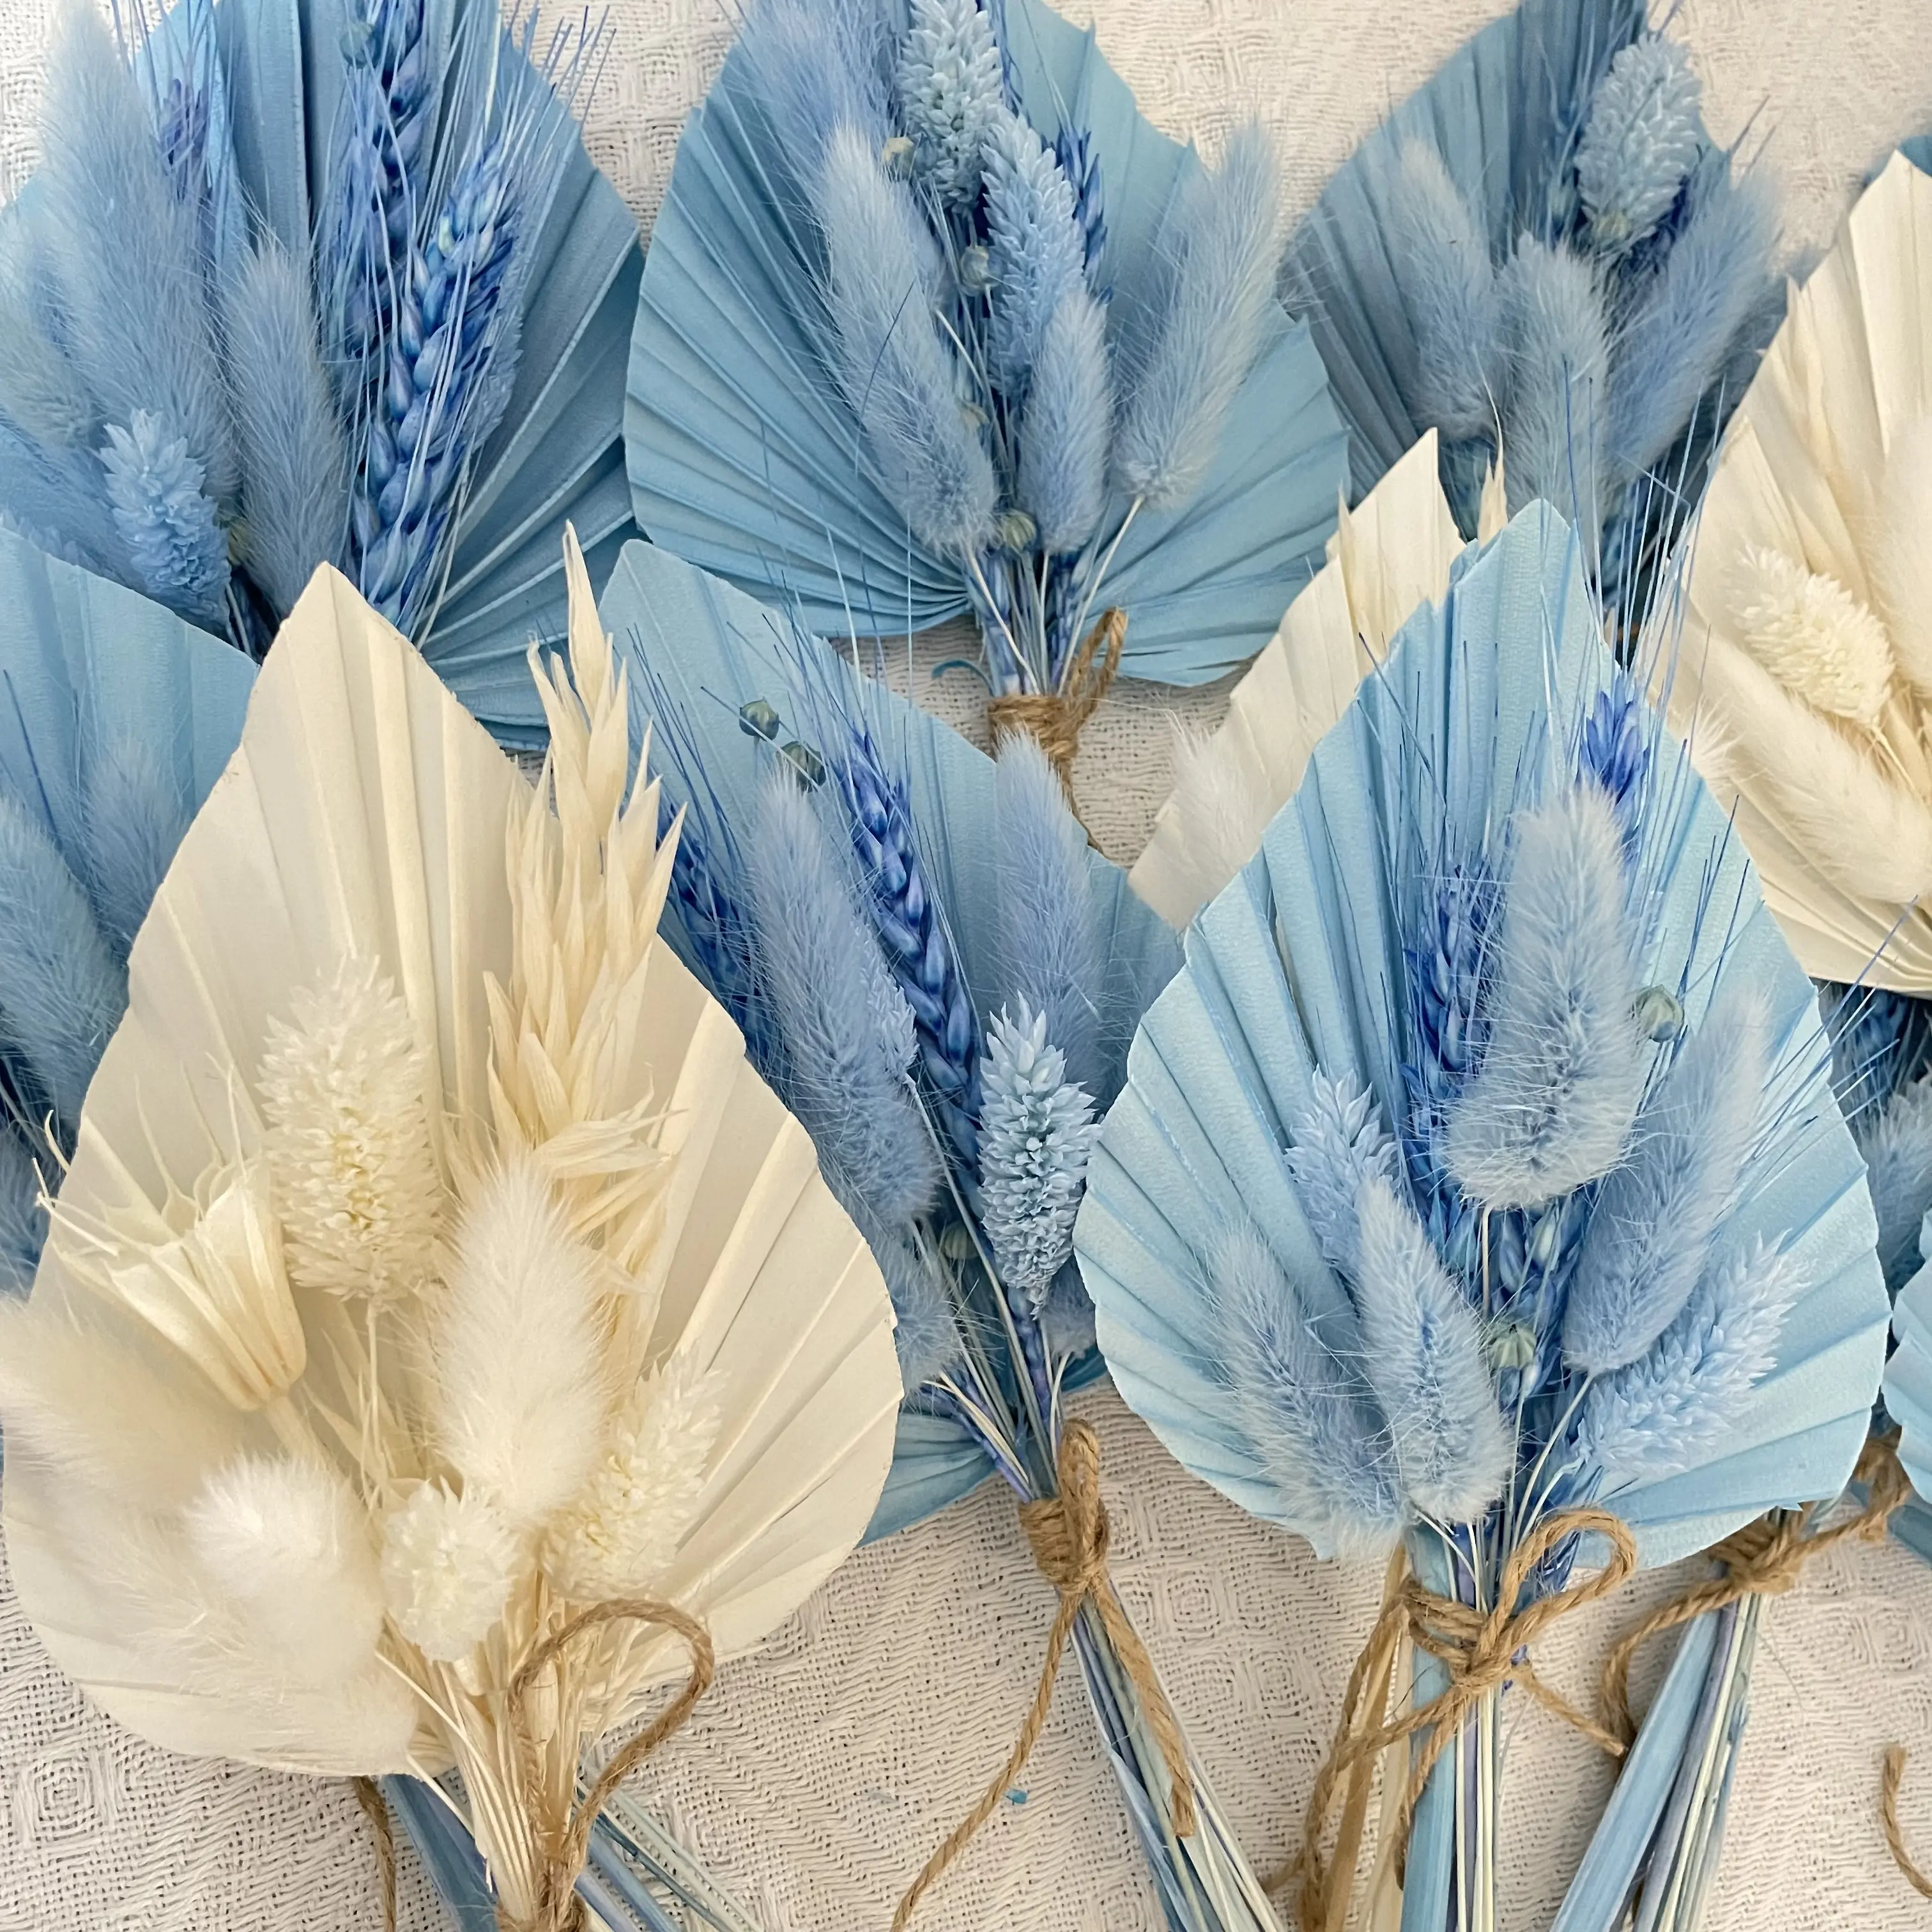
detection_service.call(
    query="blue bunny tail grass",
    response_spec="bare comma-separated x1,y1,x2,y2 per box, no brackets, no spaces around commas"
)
1499,237,1609,525
34,3,237,510
734,0,893,187
1113,121,1280,508
992,732,1103,1096
1563,985,1770,1373
1577,1234,1801,1492
226,241,350,619
1017,288,1111,556
1208,1221,1404,1557
1387,140,1501,442
1853,1072,1932,1296
1607,157,1777,487
0,790,125,1136
743,770,944,1238
814,123,997,559
1352,1174,1511,1522
0,1123,44,1290
0,422,128,587
1444,783,1646,1211
79,732,193,957
877,1226,965,1388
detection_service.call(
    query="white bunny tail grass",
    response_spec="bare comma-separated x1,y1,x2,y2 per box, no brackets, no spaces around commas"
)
433,1150,611,1531
184,1454,385,1682
0,1296,248,1510
1445,783,1646,1209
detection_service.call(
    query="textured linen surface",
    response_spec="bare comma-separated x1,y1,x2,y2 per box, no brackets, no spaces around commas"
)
3,1,1932,1928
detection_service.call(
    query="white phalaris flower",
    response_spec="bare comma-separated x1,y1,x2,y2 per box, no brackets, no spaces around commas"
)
81,1153,305,1410
1728,544,1894,728
379,1481,519,1662
258,954,443,1303
543,1354,721,1604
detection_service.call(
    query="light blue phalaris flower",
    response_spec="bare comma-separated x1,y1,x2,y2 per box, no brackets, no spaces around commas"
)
895,0,1003,205
1576,35,1706,254
978,1002,1099,1310
98,411,229,626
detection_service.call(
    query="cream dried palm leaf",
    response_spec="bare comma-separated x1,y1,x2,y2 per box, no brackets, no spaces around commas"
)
0,534,901,1931
1130,432,1504,926
1666,150,1932,988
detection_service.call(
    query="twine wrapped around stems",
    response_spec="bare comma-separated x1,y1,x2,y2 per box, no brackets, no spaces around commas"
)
360,1600,715,1932
986,608,1126,815
891,1420,1195,1929
1289,1507,1637,1932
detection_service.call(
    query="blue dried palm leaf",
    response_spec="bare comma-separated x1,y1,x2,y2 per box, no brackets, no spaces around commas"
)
0,528,254,1282
624,0,1347,686
1076,506,1885,1558
1,0,637,742
599,535,1181,1532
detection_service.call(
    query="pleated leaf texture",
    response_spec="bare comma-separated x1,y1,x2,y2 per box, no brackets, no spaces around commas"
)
599,538,1183,1536
1129,429,1501,929
1075,504,1889,1568
0,548,901,1782
624,0,1349,686
1281,0,1777,582
1668,151,1932,991
0,528,256,1283
0,0,639,737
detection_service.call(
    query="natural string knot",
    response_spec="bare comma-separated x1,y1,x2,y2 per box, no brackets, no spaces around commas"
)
1883,1745,1932,1899
891,1419,1195,1931
986,607,1126,814
500,1597,716,1932
1291,1507,1637,1932
1598,1430,1910,1747
351,1776,399,1932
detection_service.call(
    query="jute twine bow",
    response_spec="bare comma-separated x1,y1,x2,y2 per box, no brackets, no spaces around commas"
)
1598,1431,1910,1747
1289,1507,1637,1932
503,1597,715,1932
891,1418,1195,1930
985,608,1126,816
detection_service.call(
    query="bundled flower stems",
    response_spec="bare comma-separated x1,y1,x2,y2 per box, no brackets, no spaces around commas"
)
601,536,1275,1930
0,535,902,1931
625,0,1351,797
1076,507,1889,1932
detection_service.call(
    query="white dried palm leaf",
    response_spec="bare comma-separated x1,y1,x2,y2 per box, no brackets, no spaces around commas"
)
1667,151,1932,988
0,537,900,1928
1130,433,1501,927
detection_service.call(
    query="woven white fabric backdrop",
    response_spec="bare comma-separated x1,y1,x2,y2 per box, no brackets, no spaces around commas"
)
3,1,1932,1928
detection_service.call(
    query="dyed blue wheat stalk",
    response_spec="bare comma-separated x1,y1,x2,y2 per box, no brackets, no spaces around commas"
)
1052,124,1108,297
832,718,983,1175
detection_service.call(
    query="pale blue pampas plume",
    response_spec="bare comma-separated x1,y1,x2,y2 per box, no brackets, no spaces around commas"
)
979,1004,1098,1310
1576,36,1705,256
1563,986,1769,1374
1577,1235,1800,1492
1606,158,1777,486
98,413,229,627
1388,140,1501,443
1499,238,1610,519
1444,784,1646,1209
0,791,125,1133
1352,1174,1510,1522
79,736,192,956
983,111,1086,391
1284,1068,1401,1276
1851,1074,1932,1294
1209,1221,1404,1556
895,0,1003,205
226,243,350,619
816,123,998,560
993,732,1103,1094
1113,121,1280,508
1018,288,1111,555
35,4,236,510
